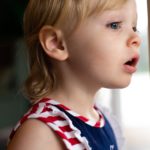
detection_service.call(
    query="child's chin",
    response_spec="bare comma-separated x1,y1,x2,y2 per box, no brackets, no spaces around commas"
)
108,81,131,89
116,82,131,89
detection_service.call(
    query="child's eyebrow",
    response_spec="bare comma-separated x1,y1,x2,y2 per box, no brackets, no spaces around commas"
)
100,9,125,18
106,9,137,22
99,11,125,22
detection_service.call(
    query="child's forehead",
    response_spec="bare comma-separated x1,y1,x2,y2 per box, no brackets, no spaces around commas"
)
87,0,128,13
83,0,136,23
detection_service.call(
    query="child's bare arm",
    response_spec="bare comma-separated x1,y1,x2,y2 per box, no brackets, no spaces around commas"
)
7,119,65,150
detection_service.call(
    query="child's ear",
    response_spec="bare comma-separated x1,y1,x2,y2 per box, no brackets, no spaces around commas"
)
39,26,68,61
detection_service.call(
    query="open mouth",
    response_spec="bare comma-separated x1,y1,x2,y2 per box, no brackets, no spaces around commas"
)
125,57,139,67
124,55,139,73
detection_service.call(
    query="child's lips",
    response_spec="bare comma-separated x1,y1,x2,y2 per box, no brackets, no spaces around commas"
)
123,54,140,73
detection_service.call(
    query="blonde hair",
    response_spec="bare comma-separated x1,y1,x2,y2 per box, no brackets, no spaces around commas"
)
23,0,127,101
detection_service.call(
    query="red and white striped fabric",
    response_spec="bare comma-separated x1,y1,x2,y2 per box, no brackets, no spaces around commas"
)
9,98,105,150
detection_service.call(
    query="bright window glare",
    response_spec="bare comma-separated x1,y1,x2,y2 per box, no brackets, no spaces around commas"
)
136,0,148,33
121,73,150,127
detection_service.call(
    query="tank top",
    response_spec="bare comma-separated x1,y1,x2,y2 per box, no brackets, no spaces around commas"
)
9,98,119,150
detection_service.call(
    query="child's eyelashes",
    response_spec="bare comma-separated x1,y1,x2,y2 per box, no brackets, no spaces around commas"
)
106,22,122,30
132,26,138,32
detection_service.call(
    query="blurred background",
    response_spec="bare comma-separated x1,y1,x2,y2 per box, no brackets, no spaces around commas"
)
0,1,29,149
0,0,149,150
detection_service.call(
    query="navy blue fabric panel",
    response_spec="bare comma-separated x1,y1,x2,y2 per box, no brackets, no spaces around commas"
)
57,106,118,150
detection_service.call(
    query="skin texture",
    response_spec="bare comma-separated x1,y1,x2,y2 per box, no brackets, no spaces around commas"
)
7,119,66,150
7,0,141,149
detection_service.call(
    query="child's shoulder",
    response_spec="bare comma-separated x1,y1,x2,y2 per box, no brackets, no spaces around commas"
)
7,119,65,150
7,98,66,150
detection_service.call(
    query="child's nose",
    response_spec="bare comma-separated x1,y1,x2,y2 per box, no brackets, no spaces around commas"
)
127,32,141,49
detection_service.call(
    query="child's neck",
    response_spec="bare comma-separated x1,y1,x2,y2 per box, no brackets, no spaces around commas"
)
49,62,102,121
49,84,100,122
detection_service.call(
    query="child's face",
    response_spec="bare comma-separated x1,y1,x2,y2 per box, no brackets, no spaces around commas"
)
65,0,141,89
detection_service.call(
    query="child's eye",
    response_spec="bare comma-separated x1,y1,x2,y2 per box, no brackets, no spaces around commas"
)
107,22,121,30
132,26,138,32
